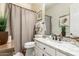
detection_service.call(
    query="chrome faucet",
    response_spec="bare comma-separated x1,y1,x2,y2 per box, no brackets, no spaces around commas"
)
51,33,62,41
51,34,57,40
54,35,57,40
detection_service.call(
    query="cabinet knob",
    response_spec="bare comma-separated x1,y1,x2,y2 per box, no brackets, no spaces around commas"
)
44,48,45,50
42,54,44,56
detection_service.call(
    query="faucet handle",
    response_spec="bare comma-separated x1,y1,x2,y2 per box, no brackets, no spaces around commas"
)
59,38,61,41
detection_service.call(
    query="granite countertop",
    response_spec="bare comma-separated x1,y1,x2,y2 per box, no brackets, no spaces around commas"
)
35,38,79,56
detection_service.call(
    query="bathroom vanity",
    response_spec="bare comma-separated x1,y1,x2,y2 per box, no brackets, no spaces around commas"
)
34,38,79,56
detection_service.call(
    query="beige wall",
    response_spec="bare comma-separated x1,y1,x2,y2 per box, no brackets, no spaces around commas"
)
0,3,6,16
70,4,79,36
46,4,70,35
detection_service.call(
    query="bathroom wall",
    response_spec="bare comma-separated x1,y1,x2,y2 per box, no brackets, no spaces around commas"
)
46,4,70,35
70,4,79,36
0,3,6,16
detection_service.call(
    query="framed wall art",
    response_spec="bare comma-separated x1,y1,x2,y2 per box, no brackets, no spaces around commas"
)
59,14,70,27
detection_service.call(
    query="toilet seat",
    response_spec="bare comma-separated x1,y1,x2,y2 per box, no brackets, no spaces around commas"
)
24,42,35,48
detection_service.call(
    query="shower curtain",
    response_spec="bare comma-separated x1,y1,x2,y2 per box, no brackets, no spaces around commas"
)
11,5,21,53
22,8,36,47
7,4,36,53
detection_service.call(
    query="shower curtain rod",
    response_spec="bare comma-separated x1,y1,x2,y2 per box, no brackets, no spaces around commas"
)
8,3,37,13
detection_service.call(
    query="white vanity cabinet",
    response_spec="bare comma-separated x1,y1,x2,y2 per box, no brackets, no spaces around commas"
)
35,41,55,56
34,38,79,56
35,47,49,56
34,39,68,56
55,50,67,56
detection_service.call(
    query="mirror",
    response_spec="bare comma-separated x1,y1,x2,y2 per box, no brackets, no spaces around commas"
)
45,3,70,37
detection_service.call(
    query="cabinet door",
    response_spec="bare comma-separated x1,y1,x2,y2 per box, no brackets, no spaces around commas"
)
56,50,67,56
34,47,41,56
35,41,55,56
44,45,55,56
34,47,49,56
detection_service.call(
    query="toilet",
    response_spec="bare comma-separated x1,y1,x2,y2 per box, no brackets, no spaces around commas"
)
24,42,35,56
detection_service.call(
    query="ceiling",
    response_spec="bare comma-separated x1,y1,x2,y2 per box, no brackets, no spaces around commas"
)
45,3,58,10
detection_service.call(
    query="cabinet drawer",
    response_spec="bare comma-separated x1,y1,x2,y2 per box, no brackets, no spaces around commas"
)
35,47,49,56
35,41,55,56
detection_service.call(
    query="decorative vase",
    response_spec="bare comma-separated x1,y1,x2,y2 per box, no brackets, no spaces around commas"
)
61,26,66,37
0,31,8,45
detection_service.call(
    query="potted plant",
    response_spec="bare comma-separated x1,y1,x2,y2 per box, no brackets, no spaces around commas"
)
60,18,67,37
61,26,66,37
0,16,8,45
